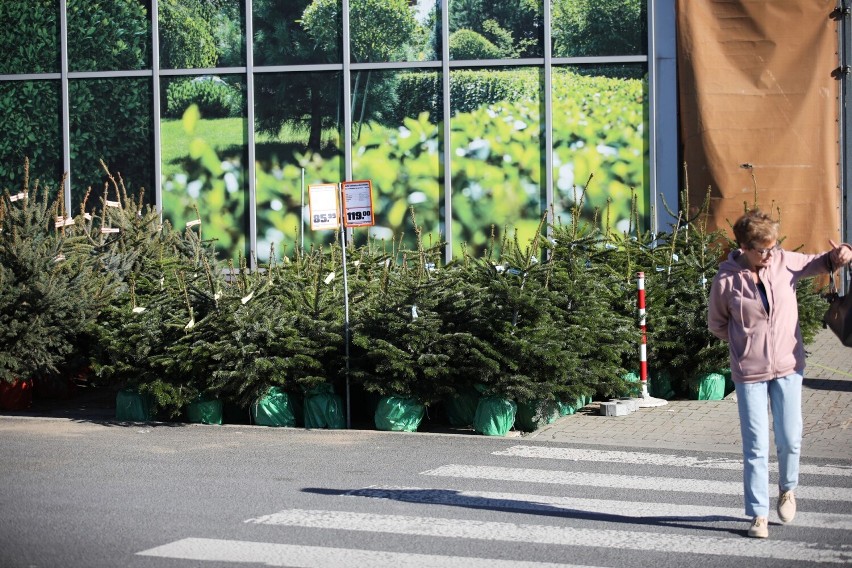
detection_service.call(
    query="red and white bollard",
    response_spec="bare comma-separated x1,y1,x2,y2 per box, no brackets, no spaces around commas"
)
636,271,667,408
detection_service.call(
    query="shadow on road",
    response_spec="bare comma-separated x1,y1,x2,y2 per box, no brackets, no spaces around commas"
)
301,486,746,536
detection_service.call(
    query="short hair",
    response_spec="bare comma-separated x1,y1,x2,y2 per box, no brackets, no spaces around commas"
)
732,209,779,248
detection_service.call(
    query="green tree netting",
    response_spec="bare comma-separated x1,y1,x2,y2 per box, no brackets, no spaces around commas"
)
115,388,154,422
252,386,297,427
303,383,345,429
374,395,425,432
473,396,516,436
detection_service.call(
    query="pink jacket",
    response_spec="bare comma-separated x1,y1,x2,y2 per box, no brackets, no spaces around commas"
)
707,249,832,384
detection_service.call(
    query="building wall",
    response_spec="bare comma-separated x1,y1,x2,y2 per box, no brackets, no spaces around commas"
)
0,0,659,263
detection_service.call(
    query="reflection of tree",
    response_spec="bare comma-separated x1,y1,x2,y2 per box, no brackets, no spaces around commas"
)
552,0,646,57
449,0,542,58
254,0,419,148
303,0,417,137
254,0,341,151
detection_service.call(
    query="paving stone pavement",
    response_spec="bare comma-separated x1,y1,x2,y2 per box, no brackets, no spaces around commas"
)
528,328,852,460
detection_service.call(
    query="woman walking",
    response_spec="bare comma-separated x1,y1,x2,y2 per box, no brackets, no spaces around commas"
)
707,209,852,538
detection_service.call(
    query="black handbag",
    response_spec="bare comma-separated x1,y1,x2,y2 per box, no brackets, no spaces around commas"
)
823,270,852,347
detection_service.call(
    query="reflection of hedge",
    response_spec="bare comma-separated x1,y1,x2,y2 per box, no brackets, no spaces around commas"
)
255,68,646,259
449,29,503,60
166,78,244,119
0,0,151,198
158,0,218,69
395,68,540,123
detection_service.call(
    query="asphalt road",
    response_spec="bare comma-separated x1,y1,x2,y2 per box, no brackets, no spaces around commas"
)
1,418,850,568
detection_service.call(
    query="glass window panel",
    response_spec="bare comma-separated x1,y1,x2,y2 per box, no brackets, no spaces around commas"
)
351,69,443,250
0,0,60,74
69,78,154,209
351,0,439,63
160,0,246,69
254,72,343,261
161,75,249,261
450,67,544,258
551,0,648,57
0,81,63,199
253,0,340,66
67,0,152,72
551,65,650,235
448,0,543,61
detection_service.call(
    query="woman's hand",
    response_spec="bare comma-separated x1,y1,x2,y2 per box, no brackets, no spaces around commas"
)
829,239,852,267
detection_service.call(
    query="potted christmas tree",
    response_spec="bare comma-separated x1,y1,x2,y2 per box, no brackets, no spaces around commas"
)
349,230,451,432
1,159,105,410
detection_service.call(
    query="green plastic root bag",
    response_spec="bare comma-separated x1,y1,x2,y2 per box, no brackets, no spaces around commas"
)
303,384,345,429
252,387,297,427
515,399,560,432
444,388,479,427
473,396,516,436
374,396,425,432
557,401,576,416
187,398,223,424
649,370,675,400
693,372,726,401
622,370,642,397
115,388,153,421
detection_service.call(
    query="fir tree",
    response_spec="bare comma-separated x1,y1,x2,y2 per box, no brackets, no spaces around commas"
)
0,159,104,384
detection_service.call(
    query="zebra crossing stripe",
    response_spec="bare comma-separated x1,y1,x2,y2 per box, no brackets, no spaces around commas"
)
344,485,852,531
493,445,852,477
245,509,852,564
137,537,589,568
421,464,852,502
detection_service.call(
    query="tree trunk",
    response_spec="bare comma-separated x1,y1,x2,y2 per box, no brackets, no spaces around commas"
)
308,88,323,152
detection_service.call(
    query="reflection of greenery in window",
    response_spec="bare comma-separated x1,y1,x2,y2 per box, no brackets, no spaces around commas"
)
254,73,342,260
0,1,154,199
67,0,150,71
160,0,244,68
254,0,340,65
450,68,543,257
449,0,543,59
161,105,249,261
353,71,442,251
0,81,62,197
305,0,416,63
70,78,153,207
551,68,648,234
552,0,647,57
0,0,59,74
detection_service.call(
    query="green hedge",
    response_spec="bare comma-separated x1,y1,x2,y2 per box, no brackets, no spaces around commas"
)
166,77,244,119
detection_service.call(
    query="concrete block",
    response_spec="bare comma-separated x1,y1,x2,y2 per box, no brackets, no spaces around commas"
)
618,397,640,412
600,401,630,416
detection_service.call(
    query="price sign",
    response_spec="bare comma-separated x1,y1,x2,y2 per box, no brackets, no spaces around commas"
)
342,180,375,228
308,183,340,231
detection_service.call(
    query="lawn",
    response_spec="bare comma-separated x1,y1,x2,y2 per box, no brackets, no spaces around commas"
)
160,118,340,179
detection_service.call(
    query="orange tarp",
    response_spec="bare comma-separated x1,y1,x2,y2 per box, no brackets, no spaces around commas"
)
677,0,841,253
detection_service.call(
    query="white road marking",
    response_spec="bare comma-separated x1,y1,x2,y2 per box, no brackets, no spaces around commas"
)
493,445,852,477
421,464,852,502
245,509,852,564
137,537,592,568
344,485,852,530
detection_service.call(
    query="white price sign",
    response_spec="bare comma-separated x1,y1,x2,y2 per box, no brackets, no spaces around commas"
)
308,183,340,231
342,180,375,228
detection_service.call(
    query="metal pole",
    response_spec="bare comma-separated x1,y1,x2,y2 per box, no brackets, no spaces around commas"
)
636,271,667,407
338,183,351,428
301,167,306,252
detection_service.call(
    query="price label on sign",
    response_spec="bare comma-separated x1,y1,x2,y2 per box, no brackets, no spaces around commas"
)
308,183,340,231
342,180,375,228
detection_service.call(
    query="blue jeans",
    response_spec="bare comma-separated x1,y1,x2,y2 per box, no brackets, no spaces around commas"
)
735,373,803,518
